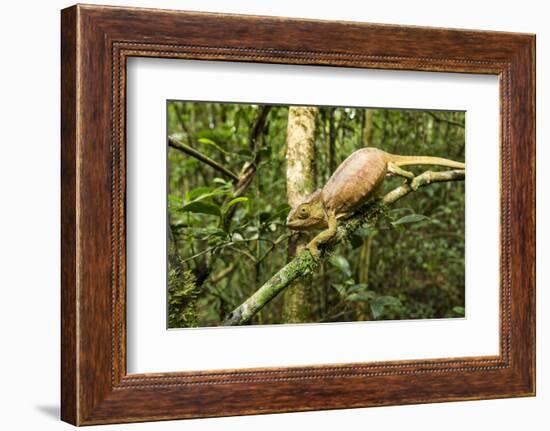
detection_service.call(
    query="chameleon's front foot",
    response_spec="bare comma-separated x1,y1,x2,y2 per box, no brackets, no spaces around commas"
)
306,239,322,260
305,212,338,260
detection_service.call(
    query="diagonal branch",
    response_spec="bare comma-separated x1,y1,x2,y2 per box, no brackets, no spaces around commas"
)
168,136,240,182
168,105,272,194
223,168,465,326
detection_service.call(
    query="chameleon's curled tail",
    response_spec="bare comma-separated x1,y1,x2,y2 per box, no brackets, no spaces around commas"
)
387,153,465,169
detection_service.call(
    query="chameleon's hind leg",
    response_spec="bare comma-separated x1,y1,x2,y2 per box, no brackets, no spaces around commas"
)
387,162,420,190
387,162,415,180
307,212,337,259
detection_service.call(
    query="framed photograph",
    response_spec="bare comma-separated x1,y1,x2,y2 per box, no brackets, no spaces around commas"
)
61,4,535,425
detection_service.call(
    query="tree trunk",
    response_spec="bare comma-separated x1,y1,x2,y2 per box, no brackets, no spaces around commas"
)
282,106,318,323
356,109,376,319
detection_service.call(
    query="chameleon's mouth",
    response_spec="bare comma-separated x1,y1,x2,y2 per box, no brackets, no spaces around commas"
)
286,216,306,230
286,219,301,230
286,216,317,231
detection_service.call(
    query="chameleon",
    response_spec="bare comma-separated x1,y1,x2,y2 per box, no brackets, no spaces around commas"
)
286,147,465,257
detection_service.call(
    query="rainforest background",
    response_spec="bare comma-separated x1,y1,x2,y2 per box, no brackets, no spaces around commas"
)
166,102,466,328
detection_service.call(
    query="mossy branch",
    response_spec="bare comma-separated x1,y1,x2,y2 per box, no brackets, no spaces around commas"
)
223,168,465,326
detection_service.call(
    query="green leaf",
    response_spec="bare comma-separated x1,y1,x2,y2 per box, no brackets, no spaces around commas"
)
332,283,346,296
197,137,230,156
197,137,250,159
222,197,249,214
181,201,220,217
346,283,376,302
370,302,383,319
347,283,369,293
188,189,231,204
168,194,183,207
187,186,214,201
370,296,402,319
197,137,217,145
452,306,465,316
329,255,352,278
231,232,244,242
392,214,429,225
346,292,375,302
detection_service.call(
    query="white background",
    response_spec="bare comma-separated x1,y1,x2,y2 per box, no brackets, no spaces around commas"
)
0,0,547,430
127,59,499,373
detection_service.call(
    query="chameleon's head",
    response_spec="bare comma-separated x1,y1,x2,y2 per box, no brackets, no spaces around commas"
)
286,189,327,231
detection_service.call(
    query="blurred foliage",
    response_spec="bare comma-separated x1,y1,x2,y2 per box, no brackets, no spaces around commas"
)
167,101,465,328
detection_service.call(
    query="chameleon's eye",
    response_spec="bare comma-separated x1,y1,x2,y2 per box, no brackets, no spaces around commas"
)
298,206,309,219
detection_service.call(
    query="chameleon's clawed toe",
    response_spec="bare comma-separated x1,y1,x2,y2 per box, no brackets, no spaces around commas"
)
410,179,420,191
306,241,321,260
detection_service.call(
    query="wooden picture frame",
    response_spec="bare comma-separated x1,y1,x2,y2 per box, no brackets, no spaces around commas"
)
61,4,535,425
